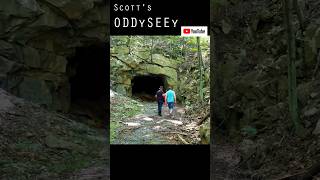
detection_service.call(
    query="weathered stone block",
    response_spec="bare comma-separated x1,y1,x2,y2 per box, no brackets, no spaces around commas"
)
0,0,42,18
48,55,67,73
23,46,41,68
115,85,129,95
0,56,18,74
0,0,107,113
39,51,67,73
0,40,15,58
52,81,70,112
30,4,68,29
44,0,94,20
19,77,52,107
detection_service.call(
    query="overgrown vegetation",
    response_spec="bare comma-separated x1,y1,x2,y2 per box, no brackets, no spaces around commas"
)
177,37,210,117
110,36,210,143
110,92,143,143
211,0,320,178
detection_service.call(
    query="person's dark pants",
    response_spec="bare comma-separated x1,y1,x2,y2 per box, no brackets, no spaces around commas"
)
157,100,163,116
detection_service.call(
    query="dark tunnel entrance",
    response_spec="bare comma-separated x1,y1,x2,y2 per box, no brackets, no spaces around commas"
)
131,74,167,101
67,43,107,127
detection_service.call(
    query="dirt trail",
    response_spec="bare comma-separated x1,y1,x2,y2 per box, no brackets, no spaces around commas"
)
0,88,109,179
113,101,199,144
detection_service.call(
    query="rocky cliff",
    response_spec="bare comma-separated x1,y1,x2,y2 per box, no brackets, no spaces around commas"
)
0,0,107,113
110,36,180,97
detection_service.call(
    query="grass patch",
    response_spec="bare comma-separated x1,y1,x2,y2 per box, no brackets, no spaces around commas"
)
47,152,93,174
110,94,143,143
110,120,119,143
10,140,43,153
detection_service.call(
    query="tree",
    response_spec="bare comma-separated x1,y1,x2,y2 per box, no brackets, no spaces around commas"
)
127,36,131,54
197,37,204,102
284,0,304,135
293,0,305,31
150,36,154,62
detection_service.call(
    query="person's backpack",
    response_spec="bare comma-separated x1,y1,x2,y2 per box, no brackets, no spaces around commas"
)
156,90,164,101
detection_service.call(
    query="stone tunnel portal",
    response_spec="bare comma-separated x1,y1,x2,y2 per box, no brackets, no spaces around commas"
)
67,43,108,126
131,74,167,101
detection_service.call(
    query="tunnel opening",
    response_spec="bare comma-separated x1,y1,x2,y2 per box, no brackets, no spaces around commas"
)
131,74,167,101
67,43,107,127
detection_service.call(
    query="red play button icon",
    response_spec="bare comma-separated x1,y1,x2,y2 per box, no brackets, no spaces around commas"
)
183,28,190,34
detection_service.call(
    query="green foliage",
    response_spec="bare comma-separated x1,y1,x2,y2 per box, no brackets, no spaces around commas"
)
111,36,210,144
241,126,257,136
111,35,210,120
110,94,143,143
178,37,210,107
47,152,93,173
200,121,210,144
211,0,229,6
110,121,119,143
10,140,42,152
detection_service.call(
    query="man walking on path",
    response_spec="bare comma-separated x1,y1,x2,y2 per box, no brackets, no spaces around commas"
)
155,86,165,116
165,87,176,116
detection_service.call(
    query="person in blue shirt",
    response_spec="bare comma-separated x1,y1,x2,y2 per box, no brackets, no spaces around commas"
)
165,87,176,115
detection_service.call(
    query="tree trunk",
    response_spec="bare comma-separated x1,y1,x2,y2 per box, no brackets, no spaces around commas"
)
127,36,131,54
284,0,303,135
183,37,187,61
197,37,204,103
178,37,188,99
210,0,227,140
293,0,305,30
293,0,307,72
150,36,153,62
211,1,227,179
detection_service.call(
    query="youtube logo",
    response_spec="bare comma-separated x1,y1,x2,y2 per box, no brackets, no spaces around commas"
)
181,26,208,37
183,28,190,34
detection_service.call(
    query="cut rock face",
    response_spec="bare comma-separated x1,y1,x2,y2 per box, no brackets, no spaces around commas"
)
0,0,107,117
110,40,179,97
